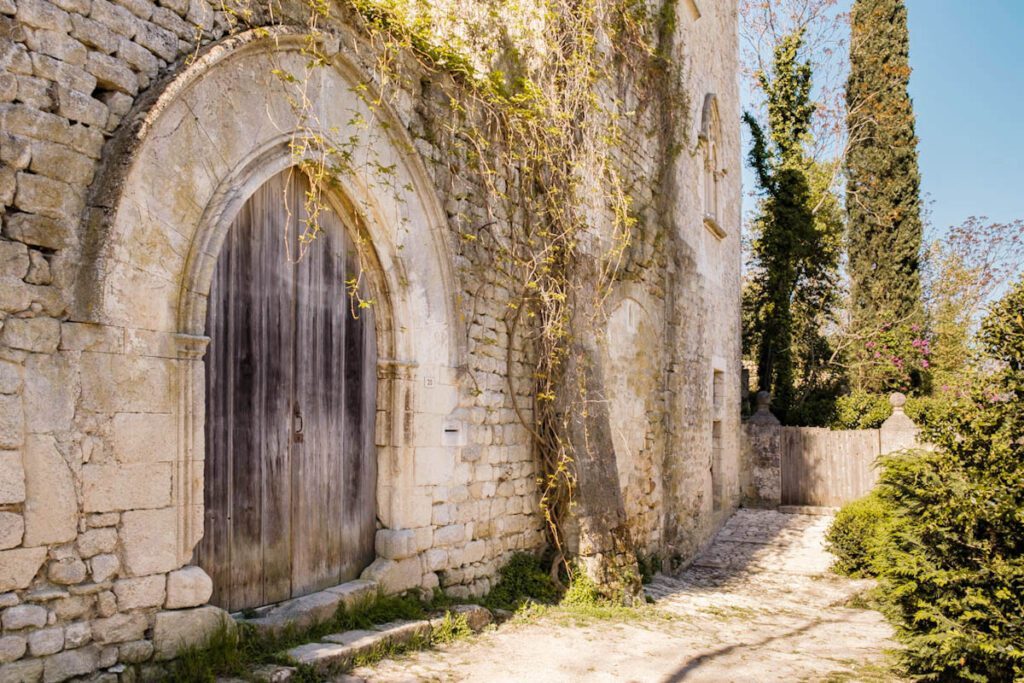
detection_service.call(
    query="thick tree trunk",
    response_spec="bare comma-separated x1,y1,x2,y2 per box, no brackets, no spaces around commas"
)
560,322,643,604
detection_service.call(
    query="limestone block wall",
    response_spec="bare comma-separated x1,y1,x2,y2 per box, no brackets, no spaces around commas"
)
0,0,742,679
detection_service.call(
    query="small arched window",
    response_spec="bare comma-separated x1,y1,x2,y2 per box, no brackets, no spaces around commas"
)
700,93,726,239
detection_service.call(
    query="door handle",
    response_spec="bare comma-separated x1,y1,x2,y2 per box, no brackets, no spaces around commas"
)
294,410,304,442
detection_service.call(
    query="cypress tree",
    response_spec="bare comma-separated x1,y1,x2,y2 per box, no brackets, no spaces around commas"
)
846,0,925,391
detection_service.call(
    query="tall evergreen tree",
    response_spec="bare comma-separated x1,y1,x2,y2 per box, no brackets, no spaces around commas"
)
744,29,841,421
845,0,925,391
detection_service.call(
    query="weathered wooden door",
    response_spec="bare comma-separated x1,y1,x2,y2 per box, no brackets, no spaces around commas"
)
198,169,377,613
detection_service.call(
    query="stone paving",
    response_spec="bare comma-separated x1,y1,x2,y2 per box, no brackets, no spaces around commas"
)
348,510,902,682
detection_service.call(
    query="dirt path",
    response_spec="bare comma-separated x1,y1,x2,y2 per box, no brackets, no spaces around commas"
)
350,510,901,682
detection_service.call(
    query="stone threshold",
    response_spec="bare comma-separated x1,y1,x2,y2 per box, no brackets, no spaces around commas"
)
219,604,492,682
233,579,379,636
222,580,493,682
286,604,491,674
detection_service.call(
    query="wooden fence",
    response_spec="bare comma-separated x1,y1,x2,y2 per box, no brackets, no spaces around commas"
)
779,428,880,507
740,393,922,509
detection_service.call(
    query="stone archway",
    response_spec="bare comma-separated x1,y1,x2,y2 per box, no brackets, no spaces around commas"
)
74,28,463,589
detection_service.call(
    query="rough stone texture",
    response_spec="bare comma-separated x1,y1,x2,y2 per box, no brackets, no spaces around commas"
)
48,557,87,584
119,507,176,576
91,612,147,644
75,528,116,558
241,586,352,636
324,579,377,611
0,546,46,592
113,574,166,609
88,553,119,583
0,634,28,663
880,392,922,454
288,620,433,673
21,434,77,546
42,644,98,682
0,658,44,682
152,606,233,660
2,603,47,629
740,420,783,508
164,566,212,609
0,451,26,504
82,462,172,512
0,512,24,549
360,557,422,595
63,621,90,648
118,638,153,663
449,604,491,632
27,626,64,656
0,395,23,450
375,528,417,561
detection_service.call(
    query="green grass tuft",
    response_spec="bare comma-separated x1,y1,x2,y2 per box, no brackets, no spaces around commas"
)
481,552,560,611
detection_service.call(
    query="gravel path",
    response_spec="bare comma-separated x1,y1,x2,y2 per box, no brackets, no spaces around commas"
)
350,510,901,682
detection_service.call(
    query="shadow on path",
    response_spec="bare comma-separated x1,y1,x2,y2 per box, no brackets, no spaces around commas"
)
660,615,843,682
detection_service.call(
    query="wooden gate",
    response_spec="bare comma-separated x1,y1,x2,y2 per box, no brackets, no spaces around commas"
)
780,428,880,507
197,168,378,612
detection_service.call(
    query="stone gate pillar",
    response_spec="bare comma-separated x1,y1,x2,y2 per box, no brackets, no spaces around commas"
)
740,392,782,508
879,392,920,454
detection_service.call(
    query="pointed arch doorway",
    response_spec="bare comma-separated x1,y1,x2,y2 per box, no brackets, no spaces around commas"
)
196,168,378,612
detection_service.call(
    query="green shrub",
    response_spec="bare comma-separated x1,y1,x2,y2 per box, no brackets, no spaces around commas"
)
859,279,1024,682
560,570,601,607
482,553,560,611
830,390,892,429
825,490,893,577
904,393,966,434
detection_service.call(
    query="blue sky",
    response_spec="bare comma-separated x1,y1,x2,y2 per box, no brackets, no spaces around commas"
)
907,0,1024,232
741,1,1024,235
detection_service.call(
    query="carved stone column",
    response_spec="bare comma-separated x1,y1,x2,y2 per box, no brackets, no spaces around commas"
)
174,333,211,565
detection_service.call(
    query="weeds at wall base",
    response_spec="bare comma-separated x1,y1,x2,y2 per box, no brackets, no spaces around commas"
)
154,552,674,681
154,592,441,682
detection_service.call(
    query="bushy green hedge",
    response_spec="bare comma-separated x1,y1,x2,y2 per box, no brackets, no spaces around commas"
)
828,279,1024,682
825,490,893,577
830,390,892,429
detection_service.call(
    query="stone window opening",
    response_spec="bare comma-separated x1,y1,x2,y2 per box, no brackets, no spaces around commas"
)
700,93,727,240
711,368,725,511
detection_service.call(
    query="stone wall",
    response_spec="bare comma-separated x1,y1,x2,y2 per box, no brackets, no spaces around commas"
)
0,0,742,679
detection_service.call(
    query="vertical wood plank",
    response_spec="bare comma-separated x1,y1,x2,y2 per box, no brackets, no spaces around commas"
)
200,170,295,612
341,246,377,582
291,174,378,595
291,174,347,596
255,171,296,608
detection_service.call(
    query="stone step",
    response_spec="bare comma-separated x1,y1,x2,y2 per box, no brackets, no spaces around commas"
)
283,604,492,675
234,579,378,635
285,619,433,673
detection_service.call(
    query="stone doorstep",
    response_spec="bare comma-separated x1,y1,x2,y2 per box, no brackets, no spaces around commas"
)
284,619,433,673
235,579,379,636
283,605,492,675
